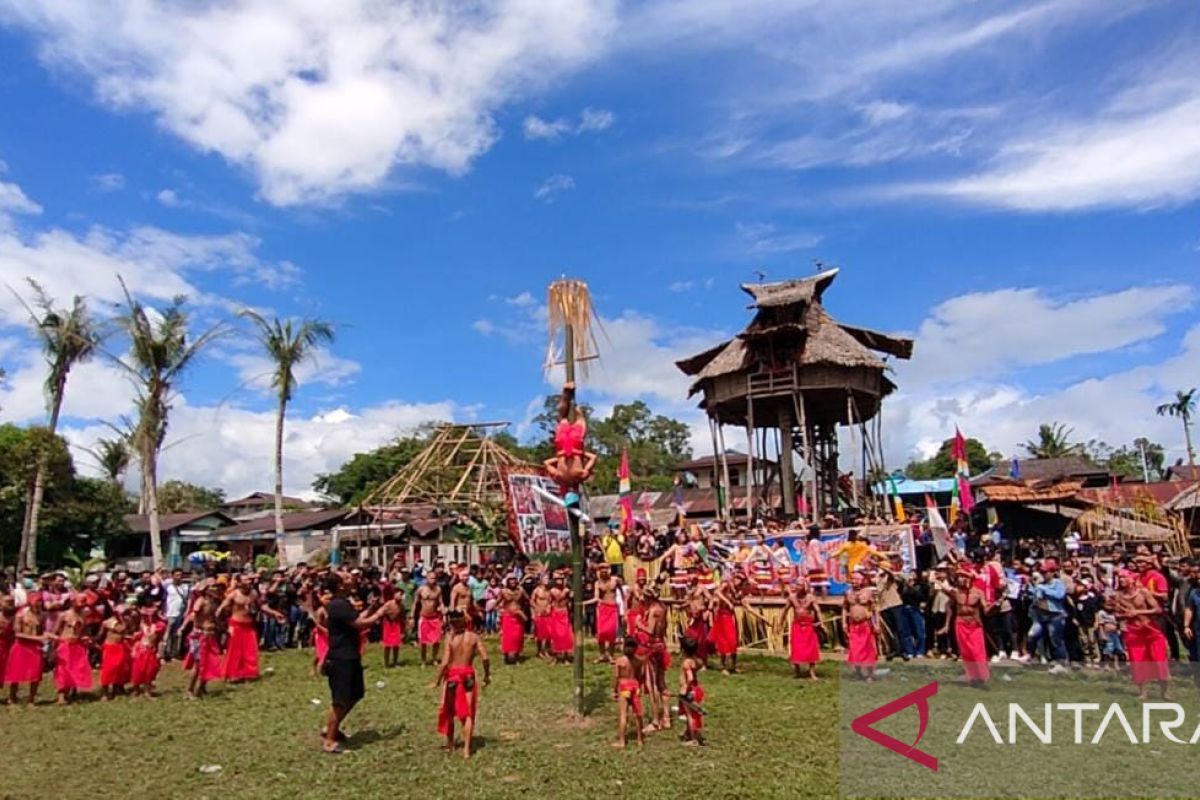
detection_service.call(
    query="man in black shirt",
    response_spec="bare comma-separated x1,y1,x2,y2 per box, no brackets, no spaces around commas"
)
322,572,387,754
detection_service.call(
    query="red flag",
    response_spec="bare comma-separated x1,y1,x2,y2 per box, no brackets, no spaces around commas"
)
618,450,633,528
952,427,967,465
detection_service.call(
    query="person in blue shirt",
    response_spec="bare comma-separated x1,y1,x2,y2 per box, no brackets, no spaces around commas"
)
1023,558,1068,670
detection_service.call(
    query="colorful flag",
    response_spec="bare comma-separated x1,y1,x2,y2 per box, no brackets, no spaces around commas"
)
618,450,633,530
1009,457,1020,480
949,477,960,526
926,495,951,558
952,427,969,476
952,427,975,515
958,474,975,514
888,475,907,522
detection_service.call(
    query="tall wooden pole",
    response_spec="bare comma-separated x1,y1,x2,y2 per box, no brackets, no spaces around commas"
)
564,322,585,717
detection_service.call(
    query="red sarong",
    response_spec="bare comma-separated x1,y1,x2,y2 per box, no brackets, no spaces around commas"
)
100,641,131,687
500,612,524,656
847,620,877,666
626,607,642,639
1126,622,1169,684
596,601,619,646
418,616,443,646
683,684,705,732
3,639,42,685
184,632,223,682
790,617,821,665
617,677,643,717
437,665,478,735
381,618,403,647
0,634,10,682
712,607,738,656
550,608,574,655
955,619,990,682
313,628,329,666
533,613,551,643
130,643,162,687
222,618,260,681
54,639,93,692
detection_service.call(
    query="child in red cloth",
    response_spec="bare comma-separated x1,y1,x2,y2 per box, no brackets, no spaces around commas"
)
678,636,707,746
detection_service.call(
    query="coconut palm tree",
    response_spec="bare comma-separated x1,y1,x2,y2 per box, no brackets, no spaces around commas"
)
90,437,133,486
113,282,224,569
1022,422,1081,459
1156,388,1197,470
240,310,335,567
15,280,101,570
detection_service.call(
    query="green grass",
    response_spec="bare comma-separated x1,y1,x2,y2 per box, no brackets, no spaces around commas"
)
0,645,839,800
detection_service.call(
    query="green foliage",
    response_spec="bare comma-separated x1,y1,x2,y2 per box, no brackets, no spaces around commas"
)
1085,437,1165,481
312,433,432,505
254,553,278,572
156,480,226,513
904,437,999,479
1022,422,1082,459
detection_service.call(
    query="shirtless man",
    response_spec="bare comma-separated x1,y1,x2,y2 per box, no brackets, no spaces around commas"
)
712,573,769,675
611,637,646,748
5,591,45,706
1115,568,1170,700
682,576,713,670
542,382,599,493
499,576,528,664
586,564,623,663
842,570,879,681
548,576,575,664
434,610,491,759
130,602,168,697
415,580,446,667
636,586,672,732
530,577,554,662
219,574,286,682
625,569,649,638
939,569,989,687
379,584,405,669
52,595,94,703
97,607,131,701
449,572,475,630
780,578,824,680
184,581,222,698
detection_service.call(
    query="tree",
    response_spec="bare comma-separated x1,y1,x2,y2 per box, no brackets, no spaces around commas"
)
89,437,132,486
312,434,433,505
1085,437,1166,481
904,437,998,480
155,480,226,513
15,281,101,570
1022,422,1081,459
1156,388,1196,470
0,424,75,565
114,283,224,568
240,310,334,567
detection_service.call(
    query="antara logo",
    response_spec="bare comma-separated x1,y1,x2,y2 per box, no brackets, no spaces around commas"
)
850,681,939,771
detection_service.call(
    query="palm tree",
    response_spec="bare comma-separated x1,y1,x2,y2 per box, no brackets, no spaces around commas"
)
113,282,224,569
1022,422,1080,459
90,437,133,486
240,310,335,567
15,280,101,570
1156,388,1197,470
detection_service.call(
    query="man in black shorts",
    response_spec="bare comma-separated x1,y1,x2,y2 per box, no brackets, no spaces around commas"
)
322,572,387,754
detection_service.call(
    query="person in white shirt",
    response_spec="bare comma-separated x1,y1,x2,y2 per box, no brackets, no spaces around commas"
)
163,568,191,660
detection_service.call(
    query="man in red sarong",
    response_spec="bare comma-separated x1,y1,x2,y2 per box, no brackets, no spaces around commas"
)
378,583,405,669
542,382,598,490
682,575,713,670
98,606,132,700
548,575,575,663
415,579,445,667
678,636,706,746
435,610,490,759
530,575,553,662
183,580,223,698
5,591,45,706
1116,568,1170,700
219,574,284,682
587,563,622,663
498,576,527,664
781,577,823,680
53,594,94,703
941,568,989,687
842,570,879,681
635,585,673,733
130,602,167,697
712,573,769,675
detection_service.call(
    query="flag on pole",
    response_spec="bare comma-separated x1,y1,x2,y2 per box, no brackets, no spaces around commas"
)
618,450,633,530
958,474,975,514
952,426,975,514
672,475,687,526
926,495,951,558
952,427,968,475
949,476,960,526
888,475,907,522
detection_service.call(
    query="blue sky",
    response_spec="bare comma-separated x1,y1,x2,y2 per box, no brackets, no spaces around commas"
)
0,1,1197,496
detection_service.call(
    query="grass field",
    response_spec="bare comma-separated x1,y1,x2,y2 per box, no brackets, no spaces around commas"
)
0,645,839,800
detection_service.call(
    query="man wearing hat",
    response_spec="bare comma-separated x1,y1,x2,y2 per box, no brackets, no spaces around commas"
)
1023,558,1068,672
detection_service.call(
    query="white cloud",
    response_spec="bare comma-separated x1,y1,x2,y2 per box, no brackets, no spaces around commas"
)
534,173,575,202
61,397,464,498
735,221,822,255
506,291,537,307
0,180,43,218
155,188,183,207
523,106,616,140
472,319,497,336
4,0,617,205
92,172,125,192
668,281,694,292
903,284,1194,384
0,346,135,425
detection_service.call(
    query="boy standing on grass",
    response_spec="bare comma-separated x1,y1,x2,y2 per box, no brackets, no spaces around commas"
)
435,609,490,759
612,636,646,749
678,636,706,746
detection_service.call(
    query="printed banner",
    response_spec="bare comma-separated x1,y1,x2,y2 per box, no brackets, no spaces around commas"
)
501,468,571,554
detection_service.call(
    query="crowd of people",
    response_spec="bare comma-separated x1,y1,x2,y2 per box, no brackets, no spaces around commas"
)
2,514,1197,754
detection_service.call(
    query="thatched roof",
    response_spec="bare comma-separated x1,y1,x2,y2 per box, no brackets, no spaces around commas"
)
838,324,915,360
978,480,1084,504
740,269,839,308
799,305,885,369
676,340,730,377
